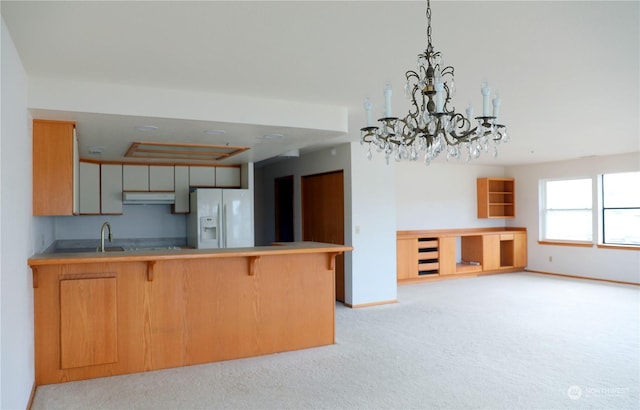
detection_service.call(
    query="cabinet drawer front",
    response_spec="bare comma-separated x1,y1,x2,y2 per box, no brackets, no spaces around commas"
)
419,251,439,259
500,233,514,241
418,262,439,271
418,239,438,248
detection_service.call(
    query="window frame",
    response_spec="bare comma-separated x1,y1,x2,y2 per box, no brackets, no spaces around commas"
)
600,172,640,247
539,177,594,245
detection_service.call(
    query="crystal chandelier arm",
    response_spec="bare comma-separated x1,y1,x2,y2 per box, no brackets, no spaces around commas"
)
446,113,478,142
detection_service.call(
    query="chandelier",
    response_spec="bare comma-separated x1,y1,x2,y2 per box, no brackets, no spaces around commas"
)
360,0,509,165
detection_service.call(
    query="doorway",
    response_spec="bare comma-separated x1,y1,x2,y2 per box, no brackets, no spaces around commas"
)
274,175,294,242
301,170,345,302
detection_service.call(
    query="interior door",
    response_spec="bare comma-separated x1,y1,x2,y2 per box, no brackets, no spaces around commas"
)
302,170,345,302
275,175,294,242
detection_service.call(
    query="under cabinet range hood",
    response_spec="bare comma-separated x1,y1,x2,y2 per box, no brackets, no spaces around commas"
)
122,192,176,205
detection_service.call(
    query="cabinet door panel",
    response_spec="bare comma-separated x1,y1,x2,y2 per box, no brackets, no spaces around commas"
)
514,232,528,268
482,234,501,271
123,165,149,191
438,237,457,275
396,238,417,280
33,120,76,215
149,166,175,191
101,164,123,214
173,166,190,213
215,167,241,187
79,162,100,214
189,166,216,187
60,277,118,369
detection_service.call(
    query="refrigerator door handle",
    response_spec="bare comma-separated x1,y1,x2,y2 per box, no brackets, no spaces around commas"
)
223,203,227,248
217,204,222,249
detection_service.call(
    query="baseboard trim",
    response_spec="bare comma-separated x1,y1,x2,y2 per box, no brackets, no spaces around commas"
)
26,381,36,410
525,269,639,286
344,299,397,309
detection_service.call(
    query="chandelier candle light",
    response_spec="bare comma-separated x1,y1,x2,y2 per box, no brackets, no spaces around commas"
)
361,0,509,165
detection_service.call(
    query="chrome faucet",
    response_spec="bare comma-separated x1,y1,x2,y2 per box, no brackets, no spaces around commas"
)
99,222,113,252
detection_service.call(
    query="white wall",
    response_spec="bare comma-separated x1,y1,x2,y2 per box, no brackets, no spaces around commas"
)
1,17,36,409
349,143,397,306
395,161,507,230
507,153,640,284
255,142,398,306
53,205,187,241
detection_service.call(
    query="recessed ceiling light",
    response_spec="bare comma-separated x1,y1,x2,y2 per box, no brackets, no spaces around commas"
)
135,125,159,131
88,146,104,154
260,133,284,140
204,129,226,135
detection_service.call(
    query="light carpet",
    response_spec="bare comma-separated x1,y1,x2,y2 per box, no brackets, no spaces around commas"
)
31,272,640,409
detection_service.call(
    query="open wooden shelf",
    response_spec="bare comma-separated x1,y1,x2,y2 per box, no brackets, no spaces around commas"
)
477,177,515,218
456,263,483,273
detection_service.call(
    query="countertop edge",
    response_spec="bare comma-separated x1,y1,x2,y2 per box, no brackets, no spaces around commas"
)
28,242,353,267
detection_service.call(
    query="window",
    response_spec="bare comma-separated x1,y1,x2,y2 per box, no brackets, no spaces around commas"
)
602,172,640,246
541,178,592,242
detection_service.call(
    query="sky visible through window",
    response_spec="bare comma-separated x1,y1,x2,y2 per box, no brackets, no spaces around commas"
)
544,179,592,242
603,172,640,246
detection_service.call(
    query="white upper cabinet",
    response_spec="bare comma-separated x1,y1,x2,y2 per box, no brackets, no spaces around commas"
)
173,166,190,214
189,166,216,187
215,167,241,187
79,161,100,214
123,165,149,191
101,164,123,214
149,166,175,191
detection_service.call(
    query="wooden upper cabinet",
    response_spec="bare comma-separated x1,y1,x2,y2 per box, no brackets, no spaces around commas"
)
477,177,515,219
33,120,78,216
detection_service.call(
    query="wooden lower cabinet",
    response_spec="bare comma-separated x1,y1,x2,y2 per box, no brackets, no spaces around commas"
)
32,252,337,385
397,228,527,283
60,277,118,369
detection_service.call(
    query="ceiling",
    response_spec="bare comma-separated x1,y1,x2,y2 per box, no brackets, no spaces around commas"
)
2,1,638,167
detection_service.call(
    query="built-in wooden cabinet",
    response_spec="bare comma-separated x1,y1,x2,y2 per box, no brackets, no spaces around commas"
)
477,177,515,218
60,276,118,369
30,244,345,385
101,164,123,214
33,120,79,216
397,228,527,283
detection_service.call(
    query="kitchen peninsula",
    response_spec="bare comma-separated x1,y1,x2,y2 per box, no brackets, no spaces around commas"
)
28,242,352,386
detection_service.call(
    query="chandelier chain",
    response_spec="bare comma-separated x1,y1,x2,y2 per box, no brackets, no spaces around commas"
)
426,0,432,49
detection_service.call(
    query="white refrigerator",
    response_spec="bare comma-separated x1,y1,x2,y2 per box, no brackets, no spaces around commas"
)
187,189,254,249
